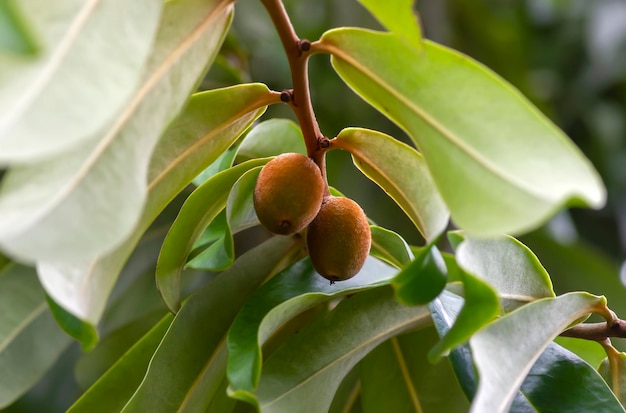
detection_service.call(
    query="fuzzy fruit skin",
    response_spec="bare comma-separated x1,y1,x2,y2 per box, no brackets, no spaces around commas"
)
253,153,325,235
306,196,371,282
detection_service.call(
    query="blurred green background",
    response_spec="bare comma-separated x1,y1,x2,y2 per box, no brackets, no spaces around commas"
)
6,0,626,411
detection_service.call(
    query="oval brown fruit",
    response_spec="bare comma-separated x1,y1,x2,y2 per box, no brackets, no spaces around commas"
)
306,196,371,283
253,153,325,235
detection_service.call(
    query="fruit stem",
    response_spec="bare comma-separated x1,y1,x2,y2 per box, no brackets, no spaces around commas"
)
259,0,329,188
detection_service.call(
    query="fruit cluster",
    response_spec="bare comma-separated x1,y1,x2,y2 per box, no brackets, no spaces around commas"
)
253,153,371,283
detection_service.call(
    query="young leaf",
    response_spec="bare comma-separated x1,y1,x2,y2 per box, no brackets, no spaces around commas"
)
0,0,162,161
359,328,470,413
121,236,299,413
370,225,414,268
67,314,174,413
470,292,608,413
599,347,626,407
357,0,422,49
392,243,447,306
35,82,274,326
0,0,235,265
227,257,398,405
156,159,270,313
453,232,555,310
236,118,306,161
255,286,431,413
0,264,71,408
333,127,449,241
319,28,606,236
428,269,500,362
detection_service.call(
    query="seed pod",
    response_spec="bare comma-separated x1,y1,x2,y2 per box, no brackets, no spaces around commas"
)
253,153,325,235
306,196,371,282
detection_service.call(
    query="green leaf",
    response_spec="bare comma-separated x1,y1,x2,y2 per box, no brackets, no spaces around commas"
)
357,0,422,49
34,82,273,326
192,145,239,186
359,328,470,413
553,336,607,369
320,28,606,236
236,118,306,161
0,263,71,408
369,225,414,268
122,235,300,413
431,291,623,412
186,166,261,272
599,348,626,407
470,292,608,413
156,159,270,313
334,127,448,241
453,232,555,310
0,0,38,55
328,367,362,413
255,286,431,412
0,0,162,161
46,295,98,351
67,314,174,413
0,0,234,264
392,243,447,306
428,268,500,362
227,256,398,405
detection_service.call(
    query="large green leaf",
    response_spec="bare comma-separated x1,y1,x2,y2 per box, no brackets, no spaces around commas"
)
0,263,71,408
359,328,469,413
121,236,300,413
369,225,414,269
0,0,161,161
33,83,273,326
255,286,431,412
333,127,448,241
453,233,555,310
0,0,233,264
227,256,398,406
470,292,609,412
356,0,422,49
67,314,174,413
156,159,270,313
431,291,624,412
318,28,605,236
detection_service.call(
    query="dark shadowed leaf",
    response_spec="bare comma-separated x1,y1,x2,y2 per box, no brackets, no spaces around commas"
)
392,243,447,306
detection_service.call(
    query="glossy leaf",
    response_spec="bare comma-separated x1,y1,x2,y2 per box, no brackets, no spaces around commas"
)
428,269,500,362
0,1,38,55
156,159,270,313
433,291,624,412
0,0,162,161
0,0,234,264
470,292,608,413
392,243,447,306
334,127,449,241
357,0,422,49
121,236,300,413
67,314,174,413
599,347,626,407
369,225,414,268
359,328,469,413
192,145,238,186
236,118,306,161
453,232,555,310
227,256,398,405
255,286,431,412
46,295,98,350
34,82,274,326
320,28,606,236
0,264,71,408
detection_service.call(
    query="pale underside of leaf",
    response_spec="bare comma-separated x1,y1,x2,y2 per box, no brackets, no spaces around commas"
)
0,0,163,161
0,0,234,264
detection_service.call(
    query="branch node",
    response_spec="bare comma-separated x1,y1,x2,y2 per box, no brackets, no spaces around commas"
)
297,39,311,55
318,137,331,149
280,89,293,102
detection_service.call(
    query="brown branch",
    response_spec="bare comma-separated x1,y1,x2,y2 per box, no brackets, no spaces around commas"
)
560,319,626,341
259,0,328,187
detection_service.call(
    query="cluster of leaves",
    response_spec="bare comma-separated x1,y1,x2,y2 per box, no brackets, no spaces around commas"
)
2,0,626,412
